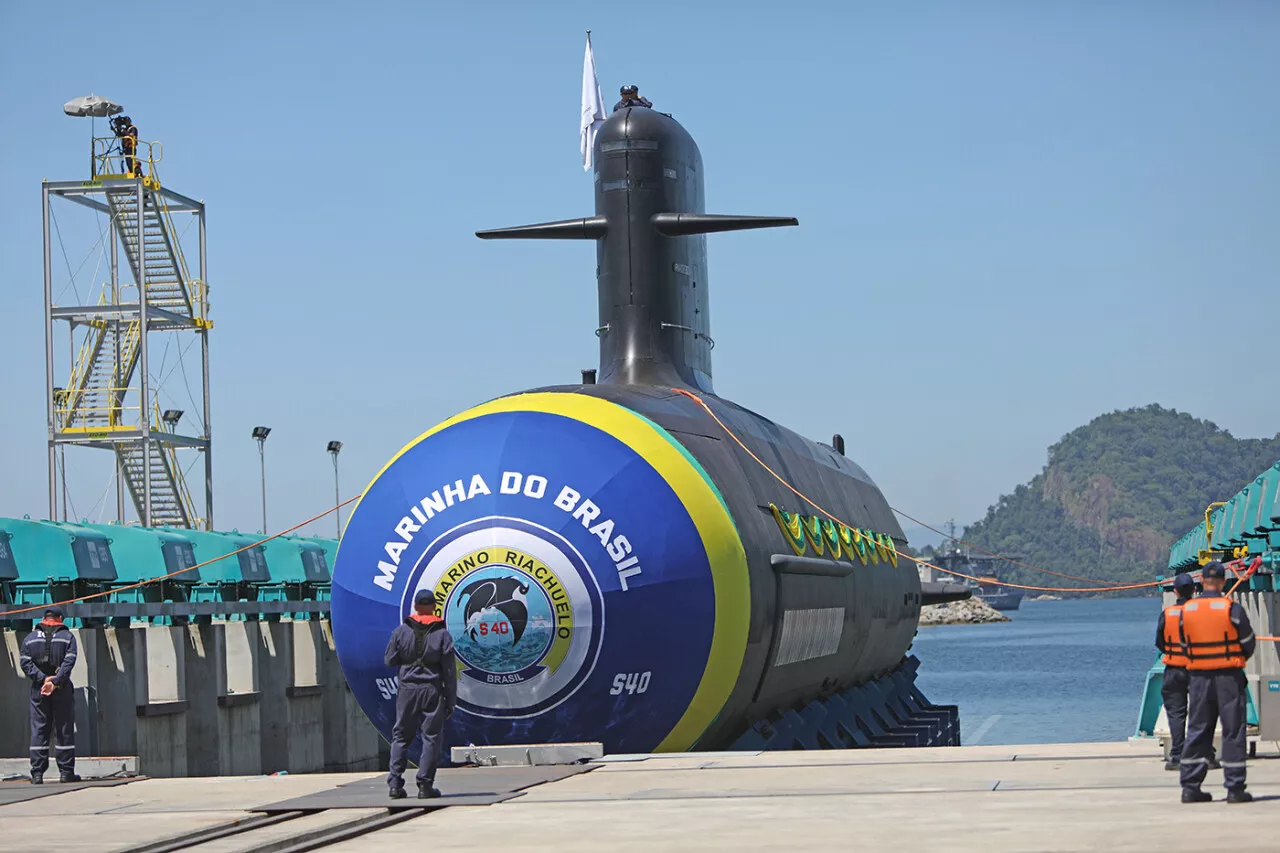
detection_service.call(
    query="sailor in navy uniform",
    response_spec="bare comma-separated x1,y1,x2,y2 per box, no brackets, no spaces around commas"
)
613,85,653,112
19,607,81,784
384,589,457,799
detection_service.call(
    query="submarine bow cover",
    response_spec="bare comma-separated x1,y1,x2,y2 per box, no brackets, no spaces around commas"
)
332,394,748,752
332,95,921,754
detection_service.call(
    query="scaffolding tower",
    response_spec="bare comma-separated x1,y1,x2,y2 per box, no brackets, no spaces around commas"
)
43,131,212,529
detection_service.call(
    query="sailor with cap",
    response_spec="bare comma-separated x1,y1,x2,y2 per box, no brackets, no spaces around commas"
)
1177,561,1256,804
383,589,457,799
1155,572,1206,771
18,607,81,784
613,84,653,112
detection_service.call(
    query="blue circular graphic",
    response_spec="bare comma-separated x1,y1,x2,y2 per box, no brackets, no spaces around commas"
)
446,565,553,676
401,516,605,718
330,399,738,754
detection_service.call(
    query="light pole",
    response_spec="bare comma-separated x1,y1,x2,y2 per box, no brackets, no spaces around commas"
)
327,441,343,539
252,426,271,533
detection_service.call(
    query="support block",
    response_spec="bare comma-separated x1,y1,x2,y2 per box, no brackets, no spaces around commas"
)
320,621,380,772
0,632,31,759
218,621,262,776
451,742,604,766
133,626,188,777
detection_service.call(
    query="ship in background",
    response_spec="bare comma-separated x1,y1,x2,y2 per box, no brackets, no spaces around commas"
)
927,551,1025,611
331,88,962,753
926,523,1024,611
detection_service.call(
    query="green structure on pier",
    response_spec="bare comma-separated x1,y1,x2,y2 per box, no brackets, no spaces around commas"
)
1134,460,1280,740
0,517,335,626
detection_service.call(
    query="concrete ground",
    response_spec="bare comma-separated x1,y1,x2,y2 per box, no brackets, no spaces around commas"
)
2,741,1279,853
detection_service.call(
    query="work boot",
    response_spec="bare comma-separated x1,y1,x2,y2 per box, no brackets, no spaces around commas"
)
388,785,407,800
1181,788,1212,803
59,773,82,784
417,781,441,799
30,772,43,785
1226,788,1253,804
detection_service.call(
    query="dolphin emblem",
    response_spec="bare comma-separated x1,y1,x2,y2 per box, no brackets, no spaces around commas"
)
459,576,530,644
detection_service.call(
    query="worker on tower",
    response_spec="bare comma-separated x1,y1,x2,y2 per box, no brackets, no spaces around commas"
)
1155,573,1200,771
1177,561,1255,804
384,589,456,799
111,115,141,178
19,607,81,785
613,85,652,112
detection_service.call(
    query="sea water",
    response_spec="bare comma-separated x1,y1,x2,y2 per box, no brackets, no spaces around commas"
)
912,597,1162,745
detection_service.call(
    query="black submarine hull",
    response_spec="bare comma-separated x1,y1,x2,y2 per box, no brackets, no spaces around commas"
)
545,382,922,748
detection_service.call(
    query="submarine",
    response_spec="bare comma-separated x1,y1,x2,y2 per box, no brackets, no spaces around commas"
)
331,90,958,753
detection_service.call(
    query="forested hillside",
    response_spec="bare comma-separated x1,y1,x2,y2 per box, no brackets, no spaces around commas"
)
960,405,1280,588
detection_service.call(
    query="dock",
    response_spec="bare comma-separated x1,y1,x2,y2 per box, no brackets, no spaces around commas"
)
3,740,1277,852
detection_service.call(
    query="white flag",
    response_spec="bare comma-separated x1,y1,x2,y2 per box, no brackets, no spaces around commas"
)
580,33,606,172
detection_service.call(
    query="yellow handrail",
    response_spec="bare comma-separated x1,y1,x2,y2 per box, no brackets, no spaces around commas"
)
63,287,113,428
61,282,145,429
91,136,161,181
154,194,198,320
110,318,141,426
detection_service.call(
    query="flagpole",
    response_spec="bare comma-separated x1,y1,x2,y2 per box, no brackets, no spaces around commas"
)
581,30,607,172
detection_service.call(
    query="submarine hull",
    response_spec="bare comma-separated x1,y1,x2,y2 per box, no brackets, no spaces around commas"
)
332,88,933,753
331,386,919,753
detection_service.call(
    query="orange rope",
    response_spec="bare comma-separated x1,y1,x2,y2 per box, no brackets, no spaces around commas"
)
672,387,1206,595
0,496,361,618
887,506,1129,586
9,393,1265,610
1224,557,1262,598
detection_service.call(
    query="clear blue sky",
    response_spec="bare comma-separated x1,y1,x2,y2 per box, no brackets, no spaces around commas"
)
1,1,1276,540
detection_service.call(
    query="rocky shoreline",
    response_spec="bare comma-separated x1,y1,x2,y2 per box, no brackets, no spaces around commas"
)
919,596,1011,626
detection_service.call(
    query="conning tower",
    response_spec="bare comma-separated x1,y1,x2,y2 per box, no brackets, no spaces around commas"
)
477,96,796,392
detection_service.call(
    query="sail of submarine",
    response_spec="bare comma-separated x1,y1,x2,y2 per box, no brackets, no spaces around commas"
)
477,98,796,392
330,91,959,754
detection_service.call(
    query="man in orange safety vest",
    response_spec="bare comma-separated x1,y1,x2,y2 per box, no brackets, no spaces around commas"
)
1176,561,1255,804
1154,573,1199,771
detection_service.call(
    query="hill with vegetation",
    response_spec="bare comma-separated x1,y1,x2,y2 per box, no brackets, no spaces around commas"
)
957,405,1280,590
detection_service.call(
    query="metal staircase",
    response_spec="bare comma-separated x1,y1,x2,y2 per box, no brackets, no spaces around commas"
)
116,414,196,528
53,174,207,528
60,299,140,429
106,187,195,318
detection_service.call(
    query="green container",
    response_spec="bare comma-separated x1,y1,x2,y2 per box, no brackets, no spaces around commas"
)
1209,506,1230,552
0,516,340,624
1266,463,1280,527
184,529,271,585
0,518,116,622
261,534,335,585
1226,493,1246,547
90,524,200,587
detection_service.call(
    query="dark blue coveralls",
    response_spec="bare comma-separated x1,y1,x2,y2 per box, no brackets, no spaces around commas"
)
613,95,653,111
19,620,79,779
384,614,457,793
1178,591,1255,794
1155,593,1193,765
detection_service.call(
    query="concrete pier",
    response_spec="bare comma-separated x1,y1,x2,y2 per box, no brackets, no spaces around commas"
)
0,620,380,777
1,741,1277,852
